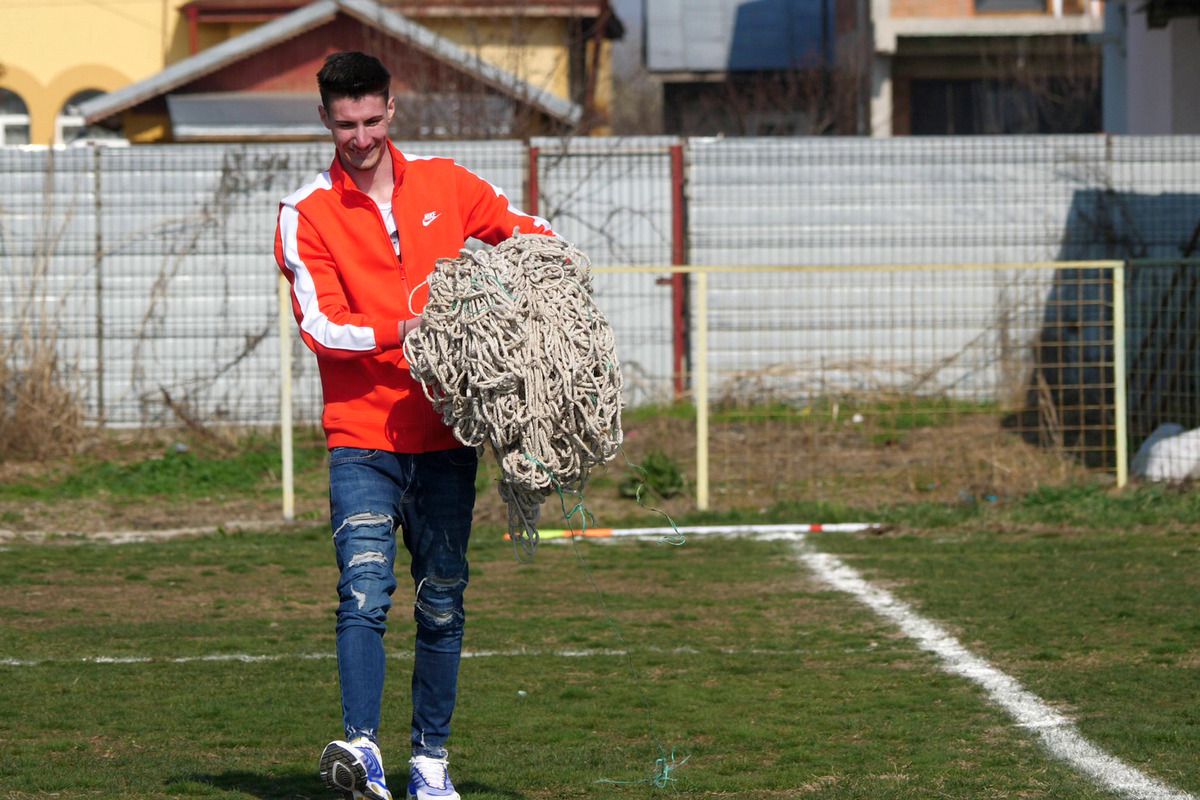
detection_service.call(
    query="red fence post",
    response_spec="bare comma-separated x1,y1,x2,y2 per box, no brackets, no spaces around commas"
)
670,143,688,400
527,145,540,217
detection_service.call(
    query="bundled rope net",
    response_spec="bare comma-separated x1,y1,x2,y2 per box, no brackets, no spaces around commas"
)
404,234,624,557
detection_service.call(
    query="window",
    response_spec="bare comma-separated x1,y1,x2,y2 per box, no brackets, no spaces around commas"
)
56,89,125,146
910,78,1099,135
0,89,31,146
975,0,1047,11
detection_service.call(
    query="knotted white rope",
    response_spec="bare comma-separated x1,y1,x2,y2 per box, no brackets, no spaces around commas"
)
404,234,624,557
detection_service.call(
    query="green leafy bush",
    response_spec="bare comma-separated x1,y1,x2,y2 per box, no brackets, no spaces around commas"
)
619,450,686,500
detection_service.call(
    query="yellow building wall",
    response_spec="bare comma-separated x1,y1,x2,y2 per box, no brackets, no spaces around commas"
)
423,18,571,102
426,17,614,131
591,39,614,134
0,0,193,144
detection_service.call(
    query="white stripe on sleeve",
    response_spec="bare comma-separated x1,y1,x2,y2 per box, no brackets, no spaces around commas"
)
278,176,377,353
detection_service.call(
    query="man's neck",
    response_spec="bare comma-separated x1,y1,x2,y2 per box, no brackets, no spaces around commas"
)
343,149,395,204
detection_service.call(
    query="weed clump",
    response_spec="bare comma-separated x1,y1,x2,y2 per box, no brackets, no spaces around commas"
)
0,332,86,461
620,449,686,500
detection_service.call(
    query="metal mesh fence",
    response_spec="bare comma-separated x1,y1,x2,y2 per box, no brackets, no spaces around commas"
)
94,145,320,428
2,136,1199,500
686,264,1119,509
674,135,1200,501
1125,259,1200,481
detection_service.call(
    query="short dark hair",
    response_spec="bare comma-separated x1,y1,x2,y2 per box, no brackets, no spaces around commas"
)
317,51,391,110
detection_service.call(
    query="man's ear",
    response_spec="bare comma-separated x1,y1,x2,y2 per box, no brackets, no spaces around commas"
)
386,95,395,124
318,104,330,129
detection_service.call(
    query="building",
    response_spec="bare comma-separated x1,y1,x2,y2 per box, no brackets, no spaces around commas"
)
1102,0,1200,134
871,0,1106,135
0,0,622,145
641,0,1106,137
643,0,860,136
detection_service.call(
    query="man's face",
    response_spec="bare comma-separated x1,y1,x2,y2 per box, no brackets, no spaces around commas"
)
319,93,395,174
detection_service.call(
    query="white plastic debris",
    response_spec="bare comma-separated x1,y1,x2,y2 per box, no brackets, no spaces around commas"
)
1131,423,1200,482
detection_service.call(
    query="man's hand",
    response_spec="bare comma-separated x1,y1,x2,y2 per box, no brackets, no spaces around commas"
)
399,317,423,341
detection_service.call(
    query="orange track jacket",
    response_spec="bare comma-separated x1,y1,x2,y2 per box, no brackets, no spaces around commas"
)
275,142,553,452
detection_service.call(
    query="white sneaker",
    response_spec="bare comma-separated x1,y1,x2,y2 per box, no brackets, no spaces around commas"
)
407,754,460,799
319,737,393,800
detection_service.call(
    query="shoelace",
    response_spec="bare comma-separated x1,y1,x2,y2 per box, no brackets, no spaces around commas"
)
410,756,450,789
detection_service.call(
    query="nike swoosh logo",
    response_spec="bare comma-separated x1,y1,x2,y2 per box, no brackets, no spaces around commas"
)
422,212,441,227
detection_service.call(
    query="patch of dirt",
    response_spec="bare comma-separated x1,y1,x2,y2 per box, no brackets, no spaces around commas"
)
2,562,330,631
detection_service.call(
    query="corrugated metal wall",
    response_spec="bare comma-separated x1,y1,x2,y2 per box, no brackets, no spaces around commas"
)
2,136,1198,429
1,141,530,427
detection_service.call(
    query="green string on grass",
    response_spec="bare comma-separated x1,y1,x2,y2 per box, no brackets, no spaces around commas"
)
652,749,691,788
619,446,686,546
595,748,691,789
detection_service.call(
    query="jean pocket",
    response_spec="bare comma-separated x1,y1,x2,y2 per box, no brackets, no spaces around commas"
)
329,447,383,467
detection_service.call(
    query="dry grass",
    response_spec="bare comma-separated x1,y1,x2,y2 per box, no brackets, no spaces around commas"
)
465,401,1107,540
1,148,91,463
583,408,1097,515
0,329,88,462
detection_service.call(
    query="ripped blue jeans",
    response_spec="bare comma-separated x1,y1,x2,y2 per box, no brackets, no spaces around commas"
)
328,446,478,759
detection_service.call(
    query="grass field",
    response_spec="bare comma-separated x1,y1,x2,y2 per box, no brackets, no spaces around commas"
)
2,489,1198,799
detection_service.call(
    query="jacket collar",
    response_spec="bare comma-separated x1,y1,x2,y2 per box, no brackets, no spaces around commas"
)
328,140,407,200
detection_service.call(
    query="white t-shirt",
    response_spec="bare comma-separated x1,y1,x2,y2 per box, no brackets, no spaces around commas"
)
375,200,400,256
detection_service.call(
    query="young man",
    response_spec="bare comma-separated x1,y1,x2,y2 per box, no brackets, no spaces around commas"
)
274,51,554,800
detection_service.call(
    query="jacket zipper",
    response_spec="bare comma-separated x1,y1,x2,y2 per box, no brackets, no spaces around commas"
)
363,194,411,310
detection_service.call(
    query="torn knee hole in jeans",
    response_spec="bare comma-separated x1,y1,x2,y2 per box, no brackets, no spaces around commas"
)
348,551,389,568
334,512,393,538
414,576,464,627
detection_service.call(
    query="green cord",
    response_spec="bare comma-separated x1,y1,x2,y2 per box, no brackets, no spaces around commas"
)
595,748,691,789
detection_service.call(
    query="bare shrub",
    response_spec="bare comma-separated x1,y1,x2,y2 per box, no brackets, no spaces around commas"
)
0,321,87,462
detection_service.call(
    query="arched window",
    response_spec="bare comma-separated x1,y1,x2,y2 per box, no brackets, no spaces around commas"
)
57,89,125,145
0,89,31,146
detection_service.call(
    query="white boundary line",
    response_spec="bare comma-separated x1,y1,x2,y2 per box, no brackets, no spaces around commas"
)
0,645,873,669
0,522,863,547
0,519,285,545
793,539,1196,800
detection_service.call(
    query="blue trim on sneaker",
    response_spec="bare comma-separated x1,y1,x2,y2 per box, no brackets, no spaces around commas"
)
407,755,460,800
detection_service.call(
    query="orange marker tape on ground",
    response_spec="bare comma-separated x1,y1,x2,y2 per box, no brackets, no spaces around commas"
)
503,523,883,542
